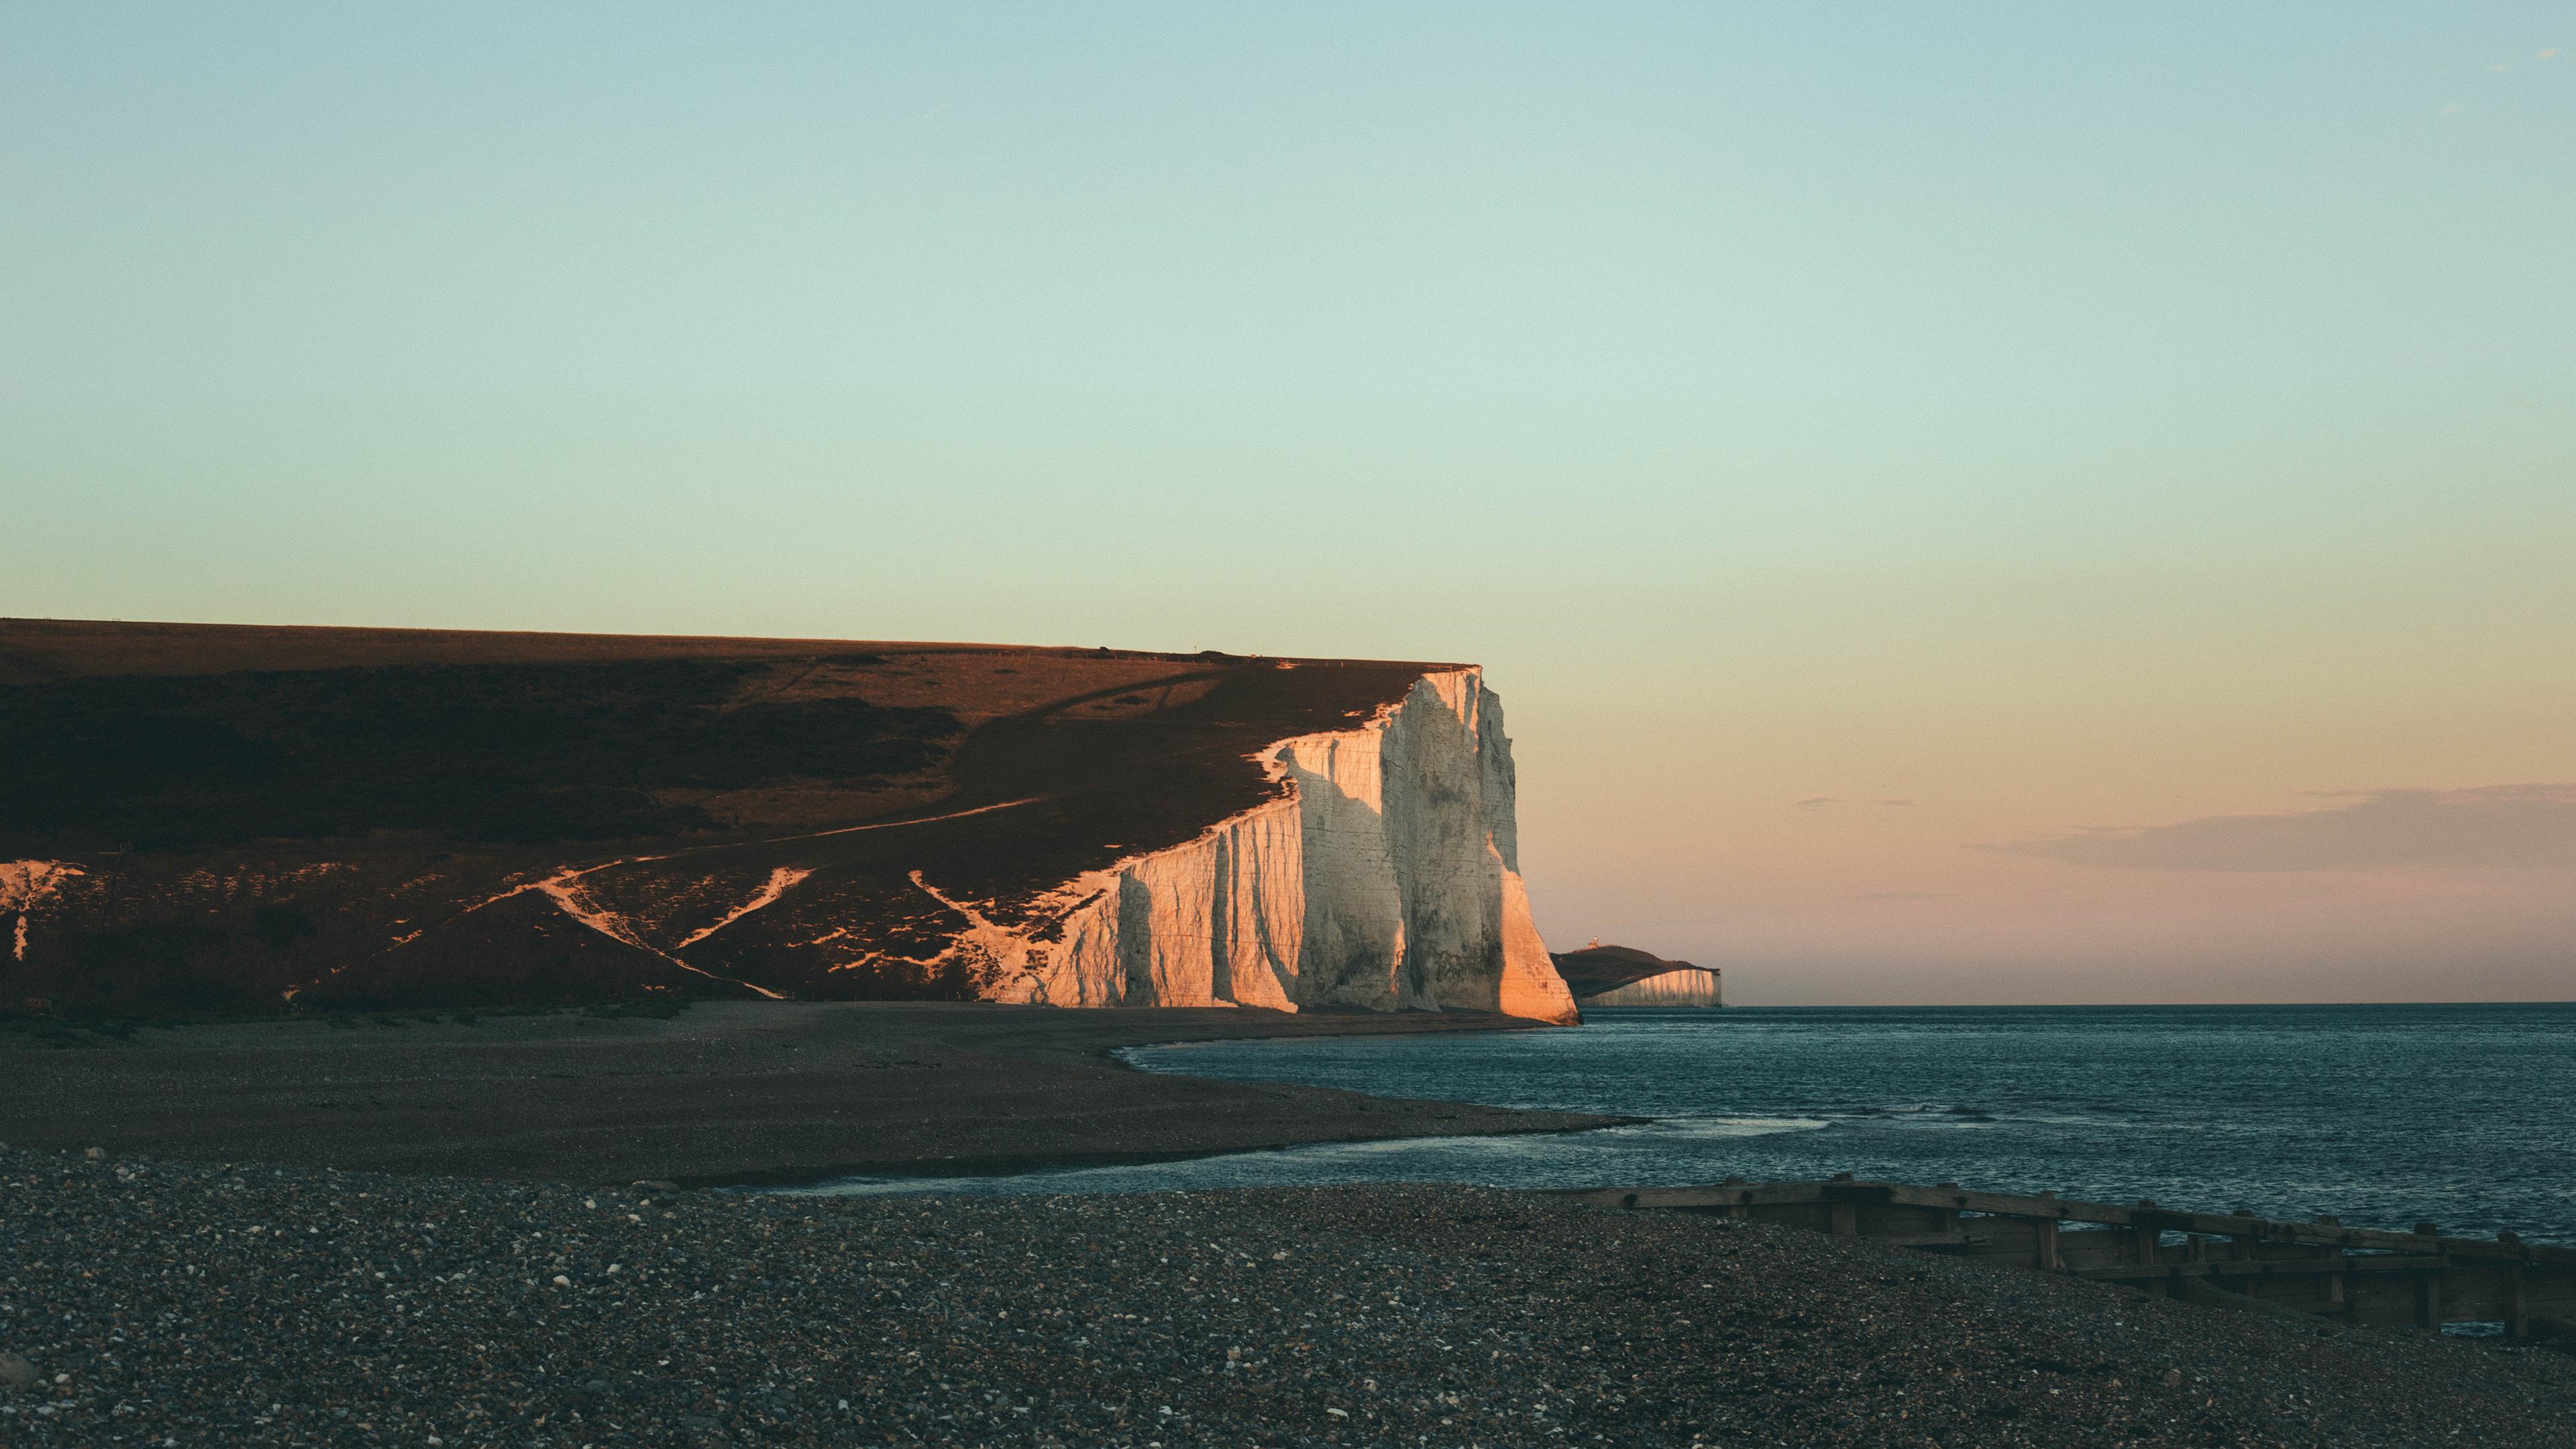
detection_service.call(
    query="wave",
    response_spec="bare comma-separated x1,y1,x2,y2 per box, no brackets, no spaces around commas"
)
1653,1116,1835,1138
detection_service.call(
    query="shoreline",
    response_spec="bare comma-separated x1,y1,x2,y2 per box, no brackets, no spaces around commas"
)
8,1147,2573,1447
0,1000,1633,1188
731,1114,1642,1193
11,1002,2576,1444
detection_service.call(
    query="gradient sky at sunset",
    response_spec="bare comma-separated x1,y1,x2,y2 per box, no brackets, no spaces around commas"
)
7,5,2571,1002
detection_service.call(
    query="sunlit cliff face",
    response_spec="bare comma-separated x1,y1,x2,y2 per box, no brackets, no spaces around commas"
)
1,861,85,961
978,671,1576,1024
0,623,1578,1020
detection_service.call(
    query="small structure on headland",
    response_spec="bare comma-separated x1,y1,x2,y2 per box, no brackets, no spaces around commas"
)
1558,1177,2576,1338
1550,941,1722,1008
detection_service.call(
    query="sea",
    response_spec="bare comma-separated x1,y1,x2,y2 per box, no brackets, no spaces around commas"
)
802,1003,2576,1244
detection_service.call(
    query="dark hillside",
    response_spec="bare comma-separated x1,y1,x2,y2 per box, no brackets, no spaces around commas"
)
1550,944,1708,995
1,620,1446,1016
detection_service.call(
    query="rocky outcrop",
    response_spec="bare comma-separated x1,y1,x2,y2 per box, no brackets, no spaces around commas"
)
1,621,1576,1022
971,671,1578,1022
1,861,84,963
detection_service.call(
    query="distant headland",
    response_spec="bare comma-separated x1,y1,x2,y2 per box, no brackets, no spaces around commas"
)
1550,941,1723,1007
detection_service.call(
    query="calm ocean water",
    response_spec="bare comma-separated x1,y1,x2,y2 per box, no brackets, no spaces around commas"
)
808,1004,2576,1242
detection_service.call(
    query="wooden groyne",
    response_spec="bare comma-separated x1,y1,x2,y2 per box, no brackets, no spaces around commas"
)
1558,1177,2576,1338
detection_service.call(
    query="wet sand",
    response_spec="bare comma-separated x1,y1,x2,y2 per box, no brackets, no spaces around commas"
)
0,1002,1623,1186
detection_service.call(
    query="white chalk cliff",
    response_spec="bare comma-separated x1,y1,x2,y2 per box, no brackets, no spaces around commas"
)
1580,968,1723,1008
1,861,83,963
964,669,1578,1024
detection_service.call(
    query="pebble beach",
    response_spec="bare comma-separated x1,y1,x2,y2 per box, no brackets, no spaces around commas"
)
7,1146,2573,1448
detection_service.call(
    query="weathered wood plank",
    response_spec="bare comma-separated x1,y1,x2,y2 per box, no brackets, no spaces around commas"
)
1556,1179,2574,1263
1561,1178,2575,1331
2071,1254,2450,1282
1864,1232,1991,1248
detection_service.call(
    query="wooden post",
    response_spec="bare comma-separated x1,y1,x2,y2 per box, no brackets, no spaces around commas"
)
2035,1218,2061,1271
2412,1222,2443,1330
2133,1216,2163,1295
1830,1199,1858,1236
2504,1263,2528,1339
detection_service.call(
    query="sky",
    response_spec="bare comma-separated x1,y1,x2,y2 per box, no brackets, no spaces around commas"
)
5,5,2570,1004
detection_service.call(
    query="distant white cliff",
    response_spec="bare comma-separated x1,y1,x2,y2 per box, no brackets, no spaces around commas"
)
1548,943,1721,1008
969,669,1578,1024
1580,969,1723,1008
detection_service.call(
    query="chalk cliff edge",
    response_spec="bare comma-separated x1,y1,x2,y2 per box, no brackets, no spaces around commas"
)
962,668,1578,1023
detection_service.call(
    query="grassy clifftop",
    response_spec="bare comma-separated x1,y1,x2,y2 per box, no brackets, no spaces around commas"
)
1,619,1446,1016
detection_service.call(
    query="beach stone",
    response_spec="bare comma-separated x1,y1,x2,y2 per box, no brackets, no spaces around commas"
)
83,1146,105,1161
6,1157,2575,1448
632,1179,680,1192
0,1352,36,1389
